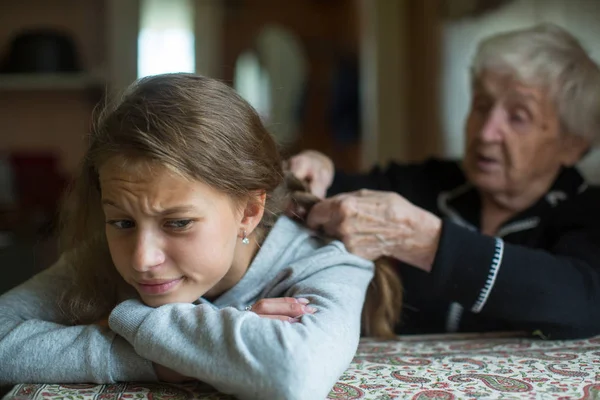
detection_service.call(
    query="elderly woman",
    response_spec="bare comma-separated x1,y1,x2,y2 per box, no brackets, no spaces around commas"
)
286,23,600,339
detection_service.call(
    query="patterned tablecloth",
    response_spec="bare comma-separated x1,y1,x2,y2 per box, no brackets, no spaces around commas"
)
4,333,600,400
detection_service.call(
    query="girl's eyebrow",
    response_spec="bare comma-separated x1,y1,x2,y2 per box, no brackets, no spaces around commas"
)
158,206,198,216
101,199,198,215
101,199,122,209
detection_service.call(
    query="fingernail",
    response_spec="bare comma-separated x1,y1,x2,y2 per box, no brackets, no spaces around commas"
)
296,298,310,304
304,306,317,313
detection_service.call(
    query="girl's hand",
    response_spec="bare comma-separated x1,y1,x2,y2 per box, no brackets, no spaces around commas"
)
248,297,316,322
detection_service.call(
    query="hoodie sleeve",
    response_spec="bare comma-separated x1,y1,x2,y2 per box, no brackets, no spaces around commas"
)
0,258,155,385
108,248,374,400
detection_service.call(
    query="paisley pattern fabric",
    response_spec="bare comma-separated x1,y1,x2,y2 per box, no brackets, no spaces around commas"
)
4,333,600,399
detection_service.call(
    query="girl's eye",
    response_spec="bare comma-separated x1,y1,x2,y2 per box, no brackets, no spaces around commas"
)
165,219,194,230
107,220,135,229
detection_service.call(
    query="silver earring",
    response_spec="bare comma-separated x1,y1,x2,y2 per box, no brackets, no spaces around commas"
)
241,230,250,245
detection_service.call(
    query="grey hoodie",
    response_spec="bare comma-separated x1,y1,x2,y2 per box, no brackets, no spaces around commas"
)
0,216,374,400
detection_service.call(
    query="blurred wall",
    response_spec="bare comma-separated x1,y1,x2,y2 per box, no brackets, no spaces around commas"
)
359,0,408,169
221,0,361,171
359,0,443,169
0,1,116,290
0,0,106,175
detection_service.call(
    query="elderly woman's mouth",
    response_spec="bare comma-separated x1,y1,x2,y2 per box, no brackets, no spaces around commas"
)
475,154,501,171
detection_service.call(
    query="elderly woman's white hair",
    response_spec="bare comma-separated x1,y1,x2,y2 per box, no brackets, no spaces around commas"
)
472,23,600,145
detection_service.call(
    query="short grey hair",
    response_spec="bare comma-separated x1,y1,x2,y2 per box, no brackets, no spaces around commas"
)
472,23,600,145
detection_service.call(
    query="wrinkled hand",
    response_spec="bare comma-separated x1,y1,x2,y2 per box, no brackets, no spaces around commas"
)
154,363,194,383
250,297,316,322
306,190,442,272
286,150,335,199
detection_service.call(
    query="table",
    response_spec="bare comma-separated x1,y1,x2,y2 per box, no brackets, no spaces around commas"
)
4,333,600,399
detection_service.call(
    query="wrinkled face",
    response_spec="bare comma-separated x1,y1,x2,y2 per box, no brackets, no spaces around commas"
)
463,70,585,199
99,159,245,307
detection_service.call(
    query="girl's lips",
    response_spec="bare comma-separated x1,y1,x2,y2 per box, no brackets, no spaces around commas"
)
136,277,183,295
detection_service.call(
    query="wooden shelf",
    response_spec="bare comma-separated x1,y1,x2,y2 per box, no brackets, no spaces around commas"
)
0,72,105,91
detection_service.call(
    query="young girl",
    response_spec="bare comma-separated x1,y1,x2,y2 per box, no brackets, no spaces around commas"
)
0,73,400,399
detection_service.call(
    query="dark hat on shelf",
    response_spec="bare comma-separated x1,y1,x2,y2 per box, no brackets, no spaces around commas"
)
1,28,81,73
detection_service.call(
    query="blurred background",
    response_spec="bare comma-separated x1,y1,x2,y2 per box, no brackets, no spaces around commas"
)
1,0,600,293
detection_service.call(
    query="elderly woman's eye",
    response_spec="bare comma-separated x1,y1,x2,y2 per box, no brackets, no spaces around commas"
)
510,109,530,125
107,220,135,229
165,219,194,229
511,114,524,123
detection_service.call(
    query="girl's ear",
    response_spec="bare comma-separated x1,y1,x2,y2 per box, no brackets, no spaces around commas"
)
239,191,267,236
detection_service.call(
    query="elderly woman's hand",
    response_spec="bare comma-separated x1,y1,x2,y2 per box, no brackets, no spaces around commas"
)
286,150,335,199
306,190,442,272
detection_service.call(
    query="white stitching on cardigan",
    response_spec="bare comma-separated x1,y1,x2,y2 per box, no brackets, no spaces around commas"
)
445,302,464,333
471,237,504,313
437,184,477,231
496,217,540,238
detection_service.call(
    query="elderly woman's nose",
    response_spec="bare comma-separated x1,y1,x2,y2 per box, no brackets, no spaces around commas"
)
131,231,166,272
478,107,505,142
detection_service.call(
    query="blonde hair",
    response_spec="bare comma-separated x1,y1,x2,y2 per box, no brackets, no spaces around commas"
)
472,23,600,144
59,73,403,337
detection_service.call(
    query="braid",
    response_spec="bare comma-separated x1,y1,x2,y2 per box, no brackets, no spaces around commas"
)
284,173,403,338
